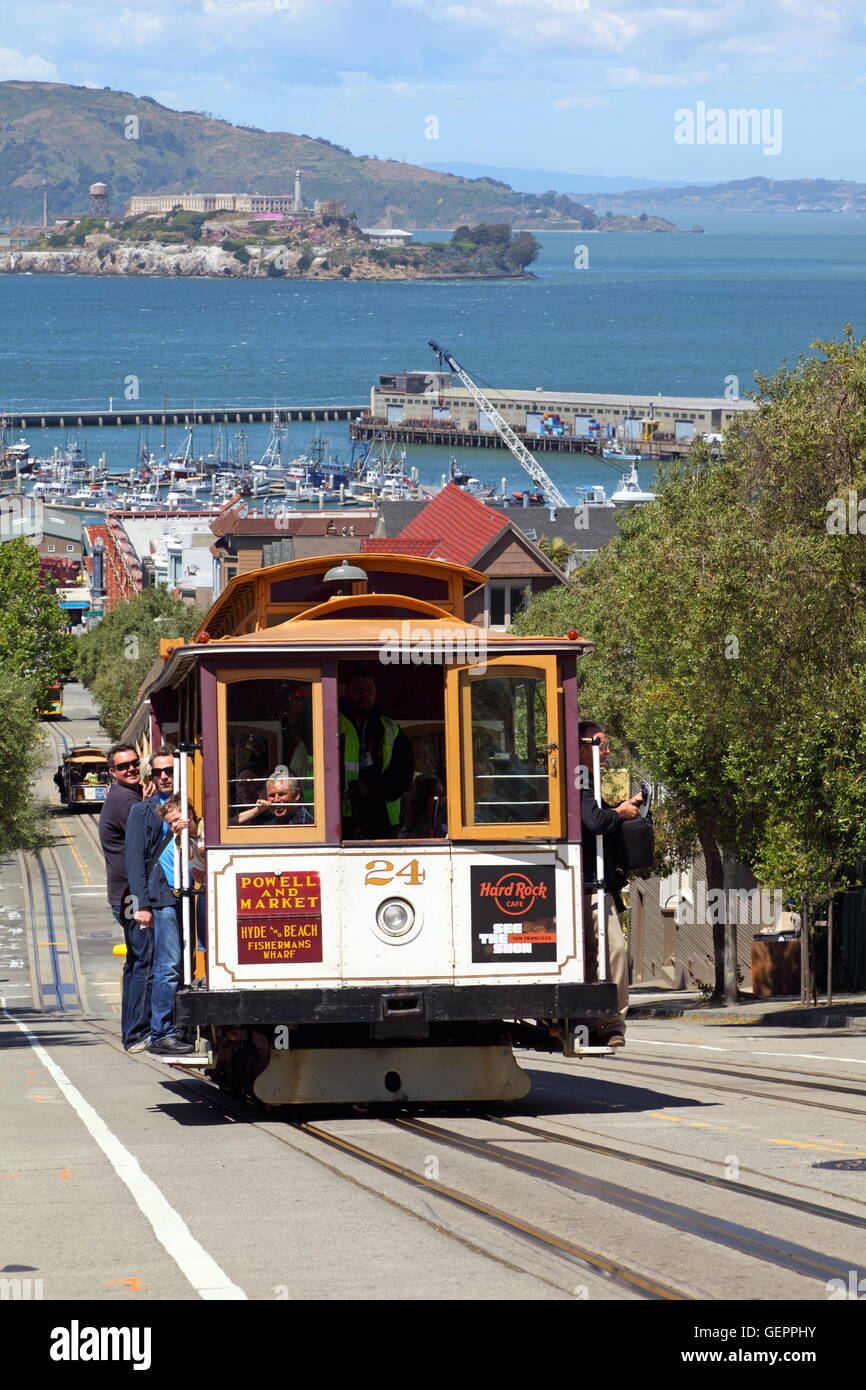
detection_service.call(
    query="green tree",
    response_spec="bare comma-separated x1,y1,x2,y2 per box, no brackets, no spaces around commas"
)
536,535,578,571
515,330,866,999
0,539,73,710
504,231,541,271
0,671,52,852
74,589,201,739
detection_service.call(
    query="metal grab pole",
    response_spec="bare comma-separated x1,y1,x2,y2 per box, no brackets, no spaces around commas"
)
827,896,834,1009
175,749,191,985
592,740,607,982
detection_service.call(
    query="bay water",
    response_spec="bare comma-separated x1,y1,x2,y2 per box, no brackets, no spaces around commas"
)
2,212,865,500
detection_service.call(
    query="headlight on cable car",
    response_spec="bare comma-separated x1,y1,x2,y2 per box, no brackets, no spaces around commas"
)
376,898,415,938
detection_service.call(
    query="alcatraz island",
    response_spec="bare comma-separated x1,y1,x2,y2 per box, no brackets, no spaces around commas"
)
1,183,692,282
0,81,699,282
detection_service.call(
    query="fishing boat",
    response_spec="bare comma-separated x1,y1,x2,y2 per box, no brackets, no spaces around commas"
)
610,463,657,506
602,444,653,464
449,456,495,499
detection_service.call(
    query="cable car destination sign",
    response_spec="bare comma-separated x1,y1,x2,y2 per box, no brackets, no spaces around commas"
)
236,871,323,964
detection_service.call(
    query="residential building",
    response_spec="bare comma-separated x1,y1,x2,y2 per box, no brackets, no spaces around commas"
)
209,500,378,597
361,483,563,626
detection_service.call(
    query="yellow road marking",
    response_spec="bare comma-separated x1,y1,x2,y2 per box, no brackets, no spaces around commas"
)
55,826,91,885
649,1112,730,1131
650,1111,866,1154
766,1139,866,1154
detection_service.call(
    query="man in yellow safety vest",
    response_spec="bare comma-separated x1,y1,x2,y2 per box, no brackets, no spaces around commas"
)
340,667,414,839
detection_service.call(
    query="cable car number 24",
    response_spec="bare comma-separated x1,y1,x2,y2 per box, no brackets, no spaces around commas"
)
364,859,426,887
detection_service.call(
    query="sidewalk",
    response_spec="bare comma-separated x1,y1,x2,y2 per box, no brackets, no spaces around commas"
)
627,988,866,1030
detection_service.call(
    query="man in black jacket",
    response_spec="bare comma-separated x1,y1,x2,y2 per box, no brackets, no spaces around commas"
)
579,721,644,1048
125,745,193,1056
340,668,414,839
98,744,151,1052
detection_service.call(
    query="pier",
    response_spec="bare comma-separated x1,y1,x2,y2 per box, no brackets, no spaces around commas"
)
351,418,611,455
0,404,366,430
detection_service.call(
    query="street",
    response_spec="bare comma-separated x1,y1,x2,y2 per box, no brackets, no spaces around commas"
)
2,684,865,1308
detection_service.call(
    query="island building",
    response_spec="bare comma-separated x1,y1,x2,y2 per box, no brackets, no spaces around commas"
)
370,372,756,449
126,177,346,219
360,228,414,246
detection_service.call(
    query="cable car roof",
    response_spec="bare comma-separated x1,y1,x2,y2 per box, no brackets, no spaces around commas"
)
198,552,489,639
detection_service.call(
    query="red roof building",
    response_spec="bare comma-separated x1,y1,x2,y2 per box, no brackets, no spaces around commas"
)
361,483,562,627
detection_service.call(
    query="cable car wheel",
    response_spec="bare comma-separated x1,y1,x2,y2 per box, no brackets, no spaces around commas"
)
210,1027,269,1101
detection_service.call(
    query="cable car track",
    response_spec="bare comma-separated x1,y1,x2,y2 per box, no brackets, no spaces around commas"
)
17,845,84,1014
175,1056,860,1295
136,1055,689,1300
294,1117,691,1300
53,1020,866,1299
558,1055,866,1119
389,1114,866,1288
475,1113,866,1231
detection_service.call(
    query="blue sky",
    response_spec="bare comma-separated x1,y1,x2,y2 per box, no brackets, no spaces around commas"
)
3,0,865,182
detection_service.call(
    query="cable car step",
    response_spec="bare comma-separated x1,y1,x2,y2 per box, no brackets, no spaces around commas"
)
156,1053,212,1067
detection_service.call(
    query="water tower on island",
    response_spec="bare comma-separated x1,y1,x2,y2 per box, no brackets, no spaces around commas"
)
292,170,303,214
89,182,110,218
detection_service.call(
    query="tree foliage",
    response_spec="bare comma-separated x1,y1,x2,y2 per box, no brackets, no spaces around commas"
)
0,671,53,853
514,329,866,992
0,538,74,709
73,589,201,739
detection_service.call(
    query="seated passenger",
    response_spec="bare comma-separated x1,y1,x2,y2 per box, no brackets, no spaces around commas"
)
399,775,446,838
237,767,312,826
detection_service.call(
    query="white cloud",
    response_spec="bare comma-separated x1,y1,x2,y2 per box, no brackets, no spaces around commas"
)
0,47,59,80
100,8,166,47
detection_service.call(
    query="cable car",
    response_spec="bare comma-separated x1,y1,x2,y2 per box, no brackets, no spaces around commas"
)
38,682,63,719
53,746,109,809
128,553,617,1105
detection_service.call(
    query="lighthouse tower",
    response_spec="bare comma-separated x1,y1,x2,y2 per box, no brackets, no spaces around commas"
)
292,170,303,214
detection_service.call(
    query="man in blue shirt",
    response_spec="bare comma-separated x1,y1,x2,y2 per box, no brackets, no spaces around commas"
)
125,745,193,1056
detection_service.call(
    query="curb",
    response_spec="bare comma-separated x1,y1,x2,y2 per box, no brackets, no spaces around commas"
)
628,1003,866,1029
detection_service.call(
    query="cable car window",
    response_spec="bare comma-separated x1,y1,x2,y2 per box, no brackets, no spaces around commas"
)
225,678,315,826
446,656,562,840
470,676,549,823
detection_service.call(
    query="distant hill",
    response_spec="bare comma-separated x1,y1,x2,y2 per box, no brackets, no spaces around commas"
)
0,82,606,230
580,176,866,213
423,162,709,195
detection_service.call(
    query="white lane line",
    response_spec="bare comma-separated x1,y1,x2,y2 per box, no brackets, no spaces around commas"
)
628,1038,866,1066
2,1011,247,1301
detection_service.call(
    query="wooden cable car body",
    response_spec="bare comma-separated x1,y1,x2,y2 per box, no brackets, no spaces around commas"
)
54,745,109,809
130,554,616,1104
38,683,63,719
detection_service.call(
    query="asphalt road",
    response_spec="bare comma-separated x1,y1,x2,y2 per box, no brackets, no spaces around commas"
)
3,684,865,1326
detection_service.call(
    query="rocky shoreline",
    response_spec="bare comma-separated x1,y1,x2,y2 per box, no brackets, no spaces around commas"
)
0,239,533,281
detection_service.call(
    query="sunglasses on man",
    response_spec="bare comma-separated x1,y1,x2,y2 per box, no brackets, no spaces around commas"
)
112,758,140,772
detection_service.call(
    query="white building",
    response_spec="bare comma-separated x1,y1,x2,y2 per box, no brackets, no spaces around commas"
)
361,228,413,246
